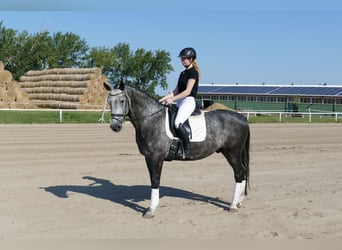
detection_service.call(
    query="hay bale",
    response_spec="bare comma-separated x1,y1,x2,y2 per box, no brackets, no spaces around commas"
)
15,91,30,102
24,87,85,95
0,80,36,109
7,81,20,92
0,65,36,108
6,91,16,102
78,75,108,109
203,102,232,111
0,70,13,83
20,80,89,88
28,93,80,102
19,67,107,109
19,74,92,82
25,67,101,76
32,101,79,109
0,61,4,72
0,88,5,101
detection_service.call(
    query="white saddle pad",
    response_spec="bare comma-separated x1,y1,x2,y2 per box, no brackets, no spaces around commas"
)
165,109,206,142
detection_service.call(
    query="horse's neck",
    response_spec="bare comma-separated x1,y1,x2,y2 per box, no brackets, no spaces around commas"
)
126,87,164,124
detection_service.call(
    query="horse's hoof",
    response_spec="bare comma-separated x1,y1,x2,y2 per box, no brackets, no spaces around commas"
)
228,205,239,212
143,207,155,218
229,207,238,213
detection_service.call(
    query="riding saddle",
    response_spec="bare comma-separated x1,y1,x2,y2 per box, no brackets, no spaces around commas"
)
167,103,201,139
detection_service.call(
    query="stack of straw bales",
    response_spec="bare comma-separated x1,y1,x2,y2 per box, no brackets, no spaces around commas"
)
0,61,35,108
203,102,232,111
19,67,108,109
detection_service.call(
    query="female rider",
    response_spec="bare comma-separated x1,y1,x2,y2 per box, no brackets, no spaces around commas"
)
159,47,200,159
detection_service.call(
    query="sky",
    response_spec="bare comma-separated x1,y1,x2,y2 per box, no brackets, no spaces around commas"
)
1,0,342,95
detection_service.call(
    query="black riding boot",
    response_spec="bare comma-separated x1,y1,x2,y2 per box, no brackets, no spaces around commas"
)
176,123,191,159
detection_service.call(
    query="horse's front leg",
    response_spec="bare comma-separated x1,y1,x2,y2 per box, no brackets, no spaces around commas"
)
143,155,164,218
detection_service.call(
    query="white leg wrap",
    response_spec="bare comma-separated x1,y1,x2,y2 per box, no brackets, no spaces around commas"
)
230,181,246,209
149,188,160,210
239,180,246,204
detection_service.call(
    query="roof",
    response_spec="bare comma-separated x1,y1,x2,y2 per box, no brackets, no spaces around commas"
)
197,84,342,97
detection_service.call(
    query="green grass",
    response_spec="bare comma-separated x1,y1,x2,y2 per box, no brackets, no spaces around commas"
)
0,110,111,124
247,113,341,123
0,110,340,124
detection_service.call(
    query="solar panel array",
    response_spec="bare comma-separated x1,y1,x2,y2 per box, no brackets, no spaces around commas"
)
198,85,342,97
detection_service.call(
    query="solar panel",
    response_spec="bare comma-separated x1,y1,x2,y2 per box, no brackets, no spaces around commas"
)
271,87,304,95
198,86,279,94
198,85,342,97
319,88,342,95
197,86,226,93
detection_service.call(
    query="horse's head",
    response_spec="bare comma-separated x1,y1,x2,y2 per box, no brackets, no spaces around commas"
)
104,81,129,132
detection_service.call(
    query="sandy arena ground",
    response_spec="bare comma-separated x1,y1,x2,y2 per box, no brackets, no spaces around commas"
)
0,123,341,239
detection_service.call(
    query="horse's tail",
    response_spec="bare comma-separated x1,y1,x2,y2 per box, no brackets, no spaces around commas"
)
243,126,250,196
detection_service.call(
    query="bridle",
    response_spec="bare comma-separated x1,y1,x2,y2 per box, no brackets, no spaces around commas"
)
107,89,165,122
107,90,130,121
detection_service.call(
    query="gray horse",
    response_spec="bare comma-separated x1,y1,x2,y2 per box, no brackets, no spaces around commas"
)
104,82,250,218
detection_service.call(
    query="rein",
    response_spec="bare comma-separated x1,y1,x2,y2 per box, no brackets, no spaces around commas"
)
129,106,165,122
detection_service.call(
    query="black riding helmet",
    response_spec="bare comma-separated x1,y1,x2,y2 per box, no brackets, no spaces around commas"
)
178,47,196,60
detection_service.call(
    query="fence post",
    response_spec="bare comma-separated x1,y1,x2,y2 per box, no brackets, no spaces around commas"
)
279,112,282,123
336,112,338,122
309,112,311,123
98,96,108,123
59,110,63,123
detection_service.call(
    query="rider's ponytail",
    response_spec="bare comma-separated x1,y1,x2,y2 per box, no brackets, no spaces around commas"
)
192,59,200,81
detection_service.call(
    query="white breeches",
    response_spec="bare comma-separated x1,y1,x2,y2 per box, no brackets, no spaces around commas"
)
175,96,196,129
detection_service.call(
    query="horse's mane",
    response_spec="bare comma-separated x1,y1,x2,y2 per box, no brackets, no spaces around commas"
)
123,84,164,107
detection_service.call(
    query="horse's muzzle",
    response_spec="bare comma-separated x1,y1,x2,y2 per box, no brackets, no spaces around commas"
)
110,117,123,132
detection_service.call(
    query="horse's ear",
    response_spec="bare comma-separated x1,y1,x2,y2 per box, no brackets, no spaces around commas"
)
119,82,125,91
103,81,113,91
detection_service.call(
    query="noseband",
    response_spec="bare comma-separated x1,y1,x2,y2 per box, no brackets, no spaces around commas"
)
107,90,130,120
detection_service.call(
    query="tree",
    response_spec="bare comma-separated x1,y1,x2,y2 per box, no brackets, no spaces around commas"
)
88,46,117,76
1,22,173,96
0,21,20,76
111,43,132,84
15,31,52,75
87,43,131,83
49,32,89,68
0,26,50,79
129,48,173,96
88,43,173,97
1,22,89,79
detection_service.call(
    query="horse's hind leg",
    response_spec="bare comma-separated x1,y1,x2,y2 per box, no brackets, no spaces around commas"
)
221,149,247,211
231,180,246,211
